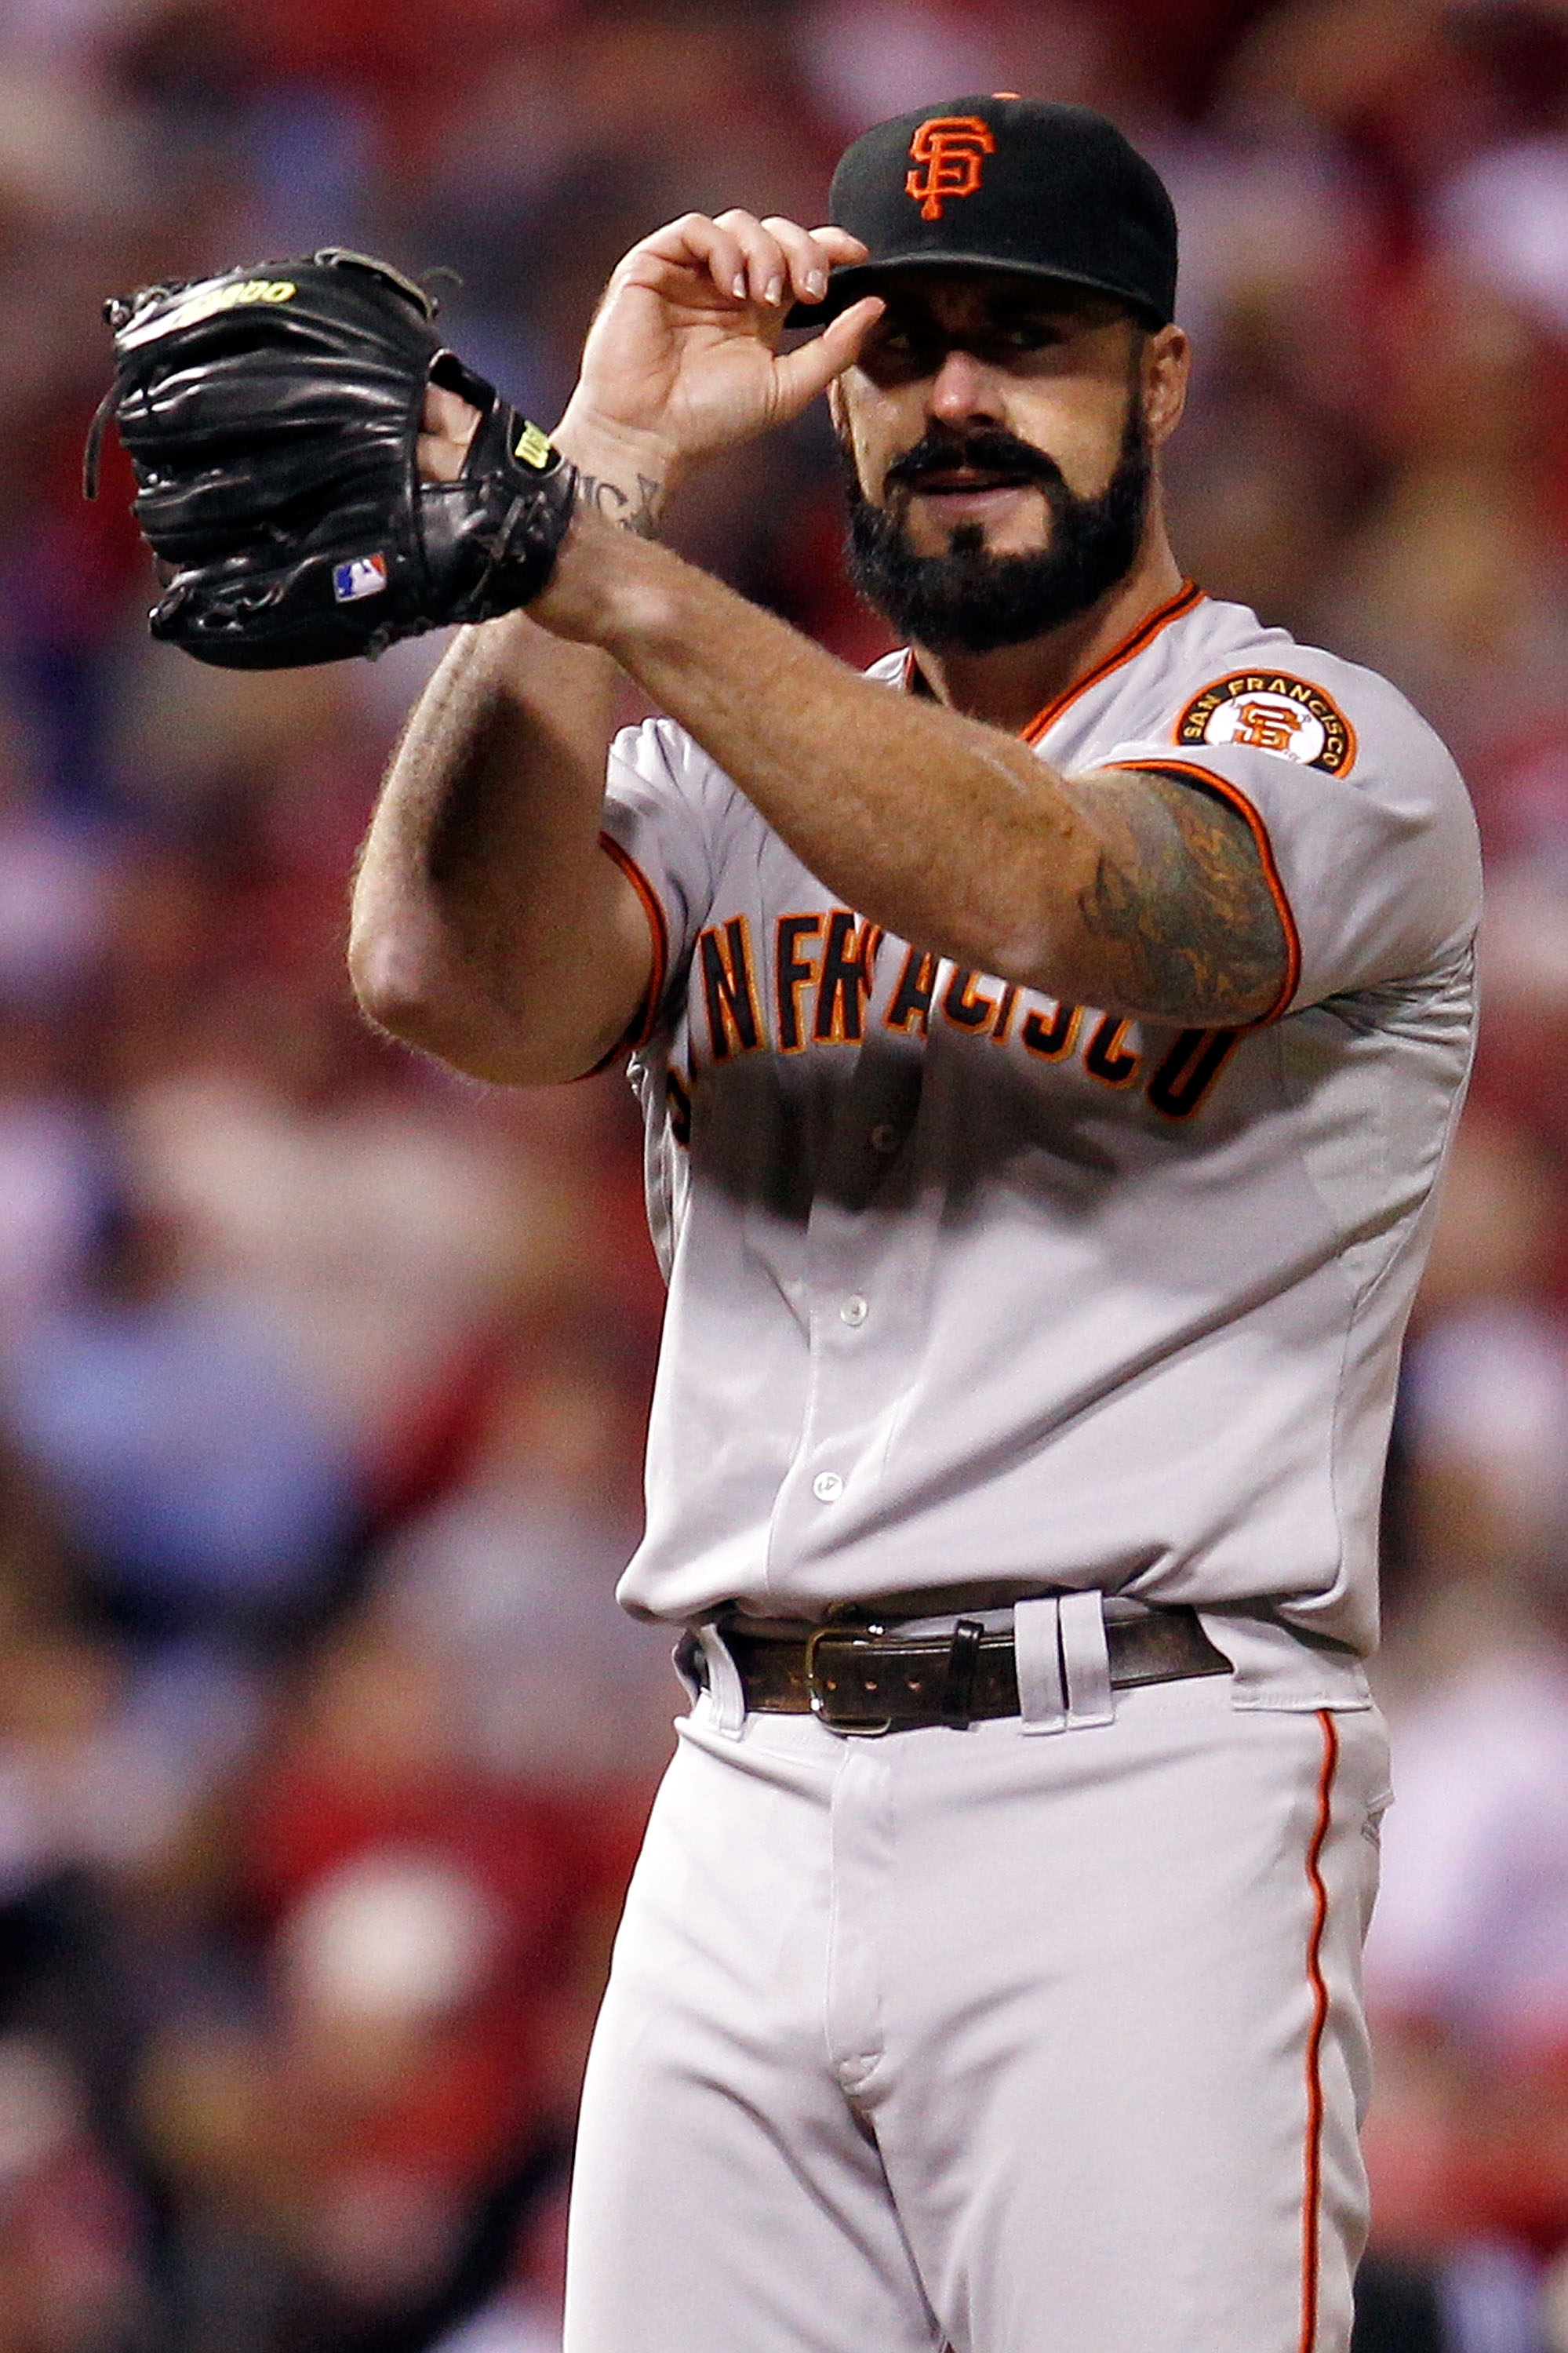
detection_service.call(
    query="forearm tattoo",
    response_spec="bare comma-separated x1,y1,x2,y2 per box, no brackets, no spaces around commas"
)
576,471,664,539
1073,769,1290,1024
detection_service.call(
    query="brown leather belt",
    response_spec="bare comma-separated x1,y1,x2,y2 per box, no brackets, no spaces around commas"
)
697,1606,1231,1735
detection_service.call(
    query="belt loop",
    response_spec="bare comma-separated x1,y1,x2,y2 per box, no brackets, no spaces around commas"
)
1060,1591,1114,1727
938,1617,985,1728
697,1621,747,1738
1015,1595,1067,1735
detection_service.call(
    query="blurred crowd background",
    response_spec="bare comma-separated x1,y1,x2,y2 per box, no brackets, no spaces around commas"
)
0,0,1565,2347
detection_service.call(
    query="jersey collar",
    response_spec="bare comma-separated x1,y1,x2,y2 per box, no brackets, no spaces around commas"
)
899,579,1206,740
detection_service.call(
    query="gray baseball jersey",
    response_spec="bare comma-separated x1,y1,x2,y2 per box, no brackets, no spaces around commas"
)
599,584,1480,1687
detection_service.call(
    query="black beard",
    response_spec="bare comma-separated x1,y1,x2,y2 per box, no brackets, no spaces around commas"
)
841,401,1151,656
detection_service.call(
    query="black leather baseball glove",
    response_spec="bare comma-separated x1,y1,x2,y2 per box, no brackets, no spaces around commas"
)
85,248,578,668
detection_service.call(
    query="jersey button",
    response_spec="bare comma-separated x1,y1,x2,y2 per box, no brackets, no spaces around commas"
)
812,1471,844,1503
868,1124,900,1155
839,1294,868,1328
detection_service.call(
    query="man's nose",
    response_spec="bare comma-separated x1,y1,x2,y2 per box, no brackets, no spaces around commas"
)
926,345,1004,427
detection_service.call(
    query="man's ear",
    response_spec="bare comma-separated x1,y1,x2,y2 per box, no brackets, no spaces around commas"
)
1142,324,1190,448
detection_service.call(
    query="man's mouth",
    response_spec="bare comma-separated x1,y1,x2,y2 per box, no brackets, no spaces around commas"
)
905,464,1039,496
886,439,1058,507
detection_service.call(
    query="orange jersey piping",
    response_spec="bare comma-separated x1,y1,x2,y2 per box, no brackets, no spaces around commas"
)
1300,1711,1339,2353
898,581,1204,726
1020,581,1205,745
1098,757,1303,1024
598,830,669,1051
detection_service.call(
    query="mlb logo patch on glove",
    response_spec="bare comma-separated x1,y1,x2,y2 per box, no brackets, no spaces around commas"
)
333,554,390,603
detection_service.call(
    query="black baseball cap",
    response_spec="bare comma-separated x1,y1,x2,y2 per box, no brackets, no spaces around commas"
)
787,95,1178,329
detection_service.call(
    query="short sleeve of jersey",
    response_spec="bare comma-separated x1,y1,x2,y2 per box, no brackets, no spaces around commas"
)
1100,665,1482,1014
599,715,731,1043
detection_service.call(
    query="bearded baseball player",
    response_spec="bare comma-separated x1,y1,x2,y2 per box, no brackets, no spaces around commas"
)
346,95,1479,2353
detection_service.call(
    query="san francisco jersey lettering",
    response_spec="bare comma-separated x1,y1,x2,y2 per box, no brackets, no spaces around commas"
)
600,591,1480,1696
688,911,1236,1117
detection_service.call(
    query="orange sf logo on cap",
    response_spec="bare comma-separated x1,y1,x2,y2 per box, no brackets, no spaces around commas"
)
905,115,996,221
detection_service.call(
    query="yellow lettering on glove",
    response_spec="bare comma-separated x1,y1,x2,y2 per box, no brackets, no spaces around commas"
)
165,278,298,331
512,422,554,471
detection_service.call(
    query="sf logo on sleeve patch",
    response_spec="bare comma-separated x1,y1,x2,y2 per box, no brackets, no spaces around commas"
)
1177,674,1355,774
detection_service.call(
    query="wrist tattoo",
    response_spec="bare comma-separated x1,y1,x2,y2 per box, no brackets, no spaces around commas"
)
576,471,664,540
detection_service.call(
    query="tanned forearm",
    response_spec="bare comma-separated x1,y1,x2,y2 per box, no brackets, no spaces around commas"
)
348,615,651,1085
349,409,676,1086
565,527,1287,1025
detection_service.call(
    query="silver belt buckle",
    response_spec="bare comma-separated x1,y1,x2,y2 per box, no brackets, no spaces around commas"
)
804,1620,893,1736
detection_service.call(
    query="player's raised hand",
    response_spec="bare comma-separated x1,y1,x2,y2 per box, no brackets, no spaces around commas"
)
555,212,883,486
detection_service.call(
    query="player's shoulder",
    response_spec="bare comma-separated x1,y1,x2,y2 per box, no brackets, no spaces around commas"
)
864,647,910,690
1156,594,1462,796
611,711,723,791
615,649,906,787
603,712,762,910
608,711,752,832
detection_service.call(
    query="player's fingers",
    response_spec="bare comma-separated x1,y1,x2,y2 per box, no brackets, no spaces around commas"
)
808,227,871,269
627,213,750,303
417,435,460,484
824,293,886,365
772,295,886,411
424,383,482,441
419,382,482,482
714,209,793,308
757,216,841,305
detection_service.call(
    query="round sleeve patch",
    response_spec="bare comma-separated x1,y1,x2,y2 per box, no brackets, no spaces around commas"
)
1176,672,1355,774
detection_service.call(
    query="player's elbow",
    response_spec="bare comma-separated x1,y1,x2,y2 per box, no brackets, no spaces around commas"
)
348,915,492,1072
348,916,616,1086
349,919,464,1060
346,880,427,1019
